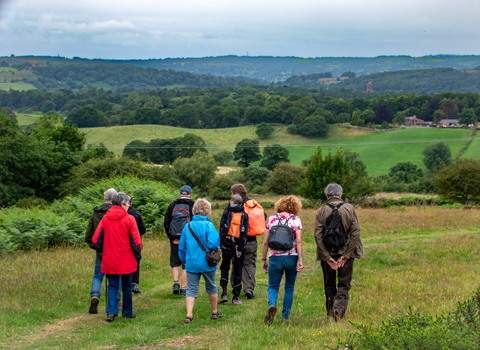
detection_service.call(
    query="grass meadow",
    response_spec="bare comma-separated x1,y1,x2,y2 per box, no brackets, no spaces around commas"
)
84,124,475,175
0,82,37,91
16,113,41,126
2,207,480,349
461,132,480,159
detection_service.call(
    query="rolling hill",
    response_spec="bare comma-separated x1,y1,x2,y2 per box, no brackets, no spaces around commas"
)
83,125,474,175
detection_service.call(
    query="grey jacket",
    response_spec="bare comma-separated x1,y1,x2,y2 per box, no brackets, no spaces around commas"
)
314,197,364,261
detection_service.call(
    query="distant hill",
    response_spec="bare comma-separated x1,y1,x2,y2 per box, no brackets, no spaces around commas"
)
282,67,480,94
3,54,480,82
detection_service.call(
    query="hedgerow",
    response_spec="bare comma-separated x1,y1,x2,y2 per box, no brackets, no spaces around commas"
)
338,287,480,350
0,177,177,253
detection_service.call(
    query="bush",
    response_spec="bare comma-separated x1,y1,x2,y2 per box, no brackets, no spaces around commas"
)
255,122,274,139
209,175,235,200
423,142,452,172
242,165,271,189
260,144,290,171
433,158,480,202
61,156,180,196
173,151,217,194
339,287,480,350
0,177,177,252
266,162,305,195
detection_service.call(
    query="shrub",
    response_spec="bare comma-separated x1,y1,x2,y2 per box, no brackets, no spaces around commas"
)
266,162,305,195
423,142,452,172
209,175,235,200
388,161,423,183
61,156,180,196
0,177,177,252
173,151,217,194
255,122,274,139
260,144,290,171
433,158,480,202
242,165,271,189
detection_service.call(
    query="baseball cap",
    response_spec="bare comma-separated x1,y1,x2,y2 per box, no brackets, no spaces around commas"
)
180,185,192,194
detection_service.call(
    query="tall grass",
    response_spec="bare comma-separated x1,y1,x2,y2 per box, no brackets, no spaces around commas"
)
1,208,480,349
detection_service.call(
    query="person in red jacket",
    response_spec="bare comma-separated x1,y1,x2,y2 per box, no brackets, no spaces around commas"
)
93,192,142,322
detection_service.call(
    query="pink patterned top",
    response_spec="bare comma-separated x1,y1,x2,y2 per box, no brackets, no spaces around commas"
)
266,213,302,257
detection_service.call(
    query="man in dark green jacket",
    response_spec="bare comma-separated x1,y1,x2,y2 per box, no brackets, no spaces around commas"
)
85,188,117,314
314,183,364,322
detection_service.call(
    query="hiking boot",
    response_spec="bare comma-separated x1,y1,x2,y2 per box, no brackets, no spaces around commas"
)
245,291,255,299
123,311,136,319
132,283,141,294
106,313,116,322
333,307,342,322
219,292,228,304
232,296,243,305
173,282,180,295
180,288,186,297
89,296,99,314
264,305,277,326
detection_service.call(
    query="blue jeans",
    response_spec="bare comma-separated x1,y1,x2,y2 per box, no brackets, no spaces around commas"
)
268,255,298,320
106,273,133,317
91,257,121,302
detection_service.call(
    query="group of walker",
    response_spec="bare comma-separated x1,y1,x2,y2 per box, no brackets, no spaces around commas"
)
85,182,363,324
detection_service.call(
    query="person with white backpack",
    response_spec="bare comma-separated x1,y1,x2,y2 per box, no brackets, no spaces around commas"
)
261,195,304,325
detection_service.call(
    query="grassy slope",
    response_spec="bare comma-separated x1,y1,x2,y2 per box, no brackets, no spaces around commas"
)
0,82,37,91
461,132,480,159
83,124,374,157
1,208,480,349
84,125,470,175
287,128,471,175
16,113,41,126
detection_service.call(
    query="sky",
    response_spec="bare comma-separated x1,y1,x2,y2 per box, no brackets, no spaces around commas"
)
1,0,480,60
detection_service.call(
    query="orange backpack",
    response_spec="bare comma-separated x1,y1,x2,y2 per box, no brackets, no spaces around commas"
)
244,199,265,236
227,212,243,238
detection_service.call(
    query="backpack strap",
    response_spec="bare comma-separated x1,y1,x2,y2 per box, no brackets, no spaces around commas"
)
188,223,206,252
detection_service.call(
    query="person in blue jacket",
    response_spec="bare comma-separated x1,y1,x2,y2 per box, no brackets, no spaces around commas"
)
179,198,223,324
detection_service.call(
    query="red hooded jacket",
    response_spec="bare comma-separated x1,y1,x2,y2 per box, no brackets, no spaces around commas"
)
92,205,142,275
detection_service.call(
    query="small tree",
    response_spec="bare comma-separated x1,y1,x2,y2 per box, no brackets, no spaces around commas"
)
255,122,275,139
350,111,360,126
300,147,355,200
242,165,271,188
266,162,305,195
233,139,261,167
459,108,477,125
209,174,236,199
298,115,329,137
433,158,480,202
388,161,423,183
173,151,217,193
432,109,445,125
260,144,290,170
422,142,452,172
336,113,351,124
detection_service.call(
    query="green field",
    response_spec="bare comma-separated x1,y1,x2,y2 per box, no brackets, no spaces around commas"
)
1,208,480,349
84,125,475,175
16,113,41,126
0,82,37,91
461,132,480,159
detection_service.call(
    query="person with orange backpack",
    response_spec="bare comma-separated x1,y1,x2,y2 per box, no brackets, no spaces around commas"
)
219,194,249,305
230,184,266,299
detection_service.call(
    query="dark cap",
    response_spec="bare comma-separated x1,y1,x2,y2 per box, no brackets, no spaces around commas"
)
180,185,192,194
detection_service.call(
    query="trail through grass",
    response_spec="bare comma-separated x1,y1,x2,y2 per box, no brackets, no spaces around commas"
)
1,207,480,349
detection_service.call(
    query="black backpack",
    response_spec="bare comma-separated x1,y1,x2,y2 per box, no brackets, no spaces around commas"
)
268,214,295,251
169,202,190,239
322,203,349,253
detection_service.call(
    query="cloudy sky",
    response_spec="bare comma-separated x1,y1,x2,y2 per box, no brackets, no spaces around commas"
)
0,0,479,59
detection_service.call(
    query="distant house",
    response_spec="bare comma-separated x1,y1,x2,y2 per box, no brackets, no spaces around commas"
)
439,119,459,127
367,82,372,93
423,121,433,127
405,115,424,127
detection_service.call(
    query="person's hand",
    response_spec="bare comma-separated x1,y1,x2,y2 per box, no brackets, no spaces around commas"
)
296,259,304,271
326,258,337,270
172,239,180,245
336,256,348,268
236,253,241,259
262,259,269,273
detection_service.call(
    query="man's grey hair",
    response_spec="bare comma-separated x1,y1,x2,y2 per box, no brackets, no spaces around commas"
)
325,183,343,197
112,192,130,207
104,188,117,202
125,194,133,206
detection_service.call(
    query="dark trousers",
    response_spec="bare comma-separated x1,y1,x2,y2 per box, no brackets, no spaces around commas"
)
221,251,244,297
321,255,354,317
132,259,140,284
106,273,133,317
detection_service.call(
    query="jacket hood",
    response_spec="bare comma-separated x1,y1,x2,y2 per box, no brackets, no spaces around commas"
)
175,198,195,205
105,206,128,220
327,197,344,205
192,215,212,223
94,203,113,212
226,203,245,213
